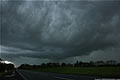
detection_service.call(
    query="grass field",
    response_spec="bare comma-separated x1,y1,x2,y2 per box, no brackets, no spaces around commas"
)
37,67,120,77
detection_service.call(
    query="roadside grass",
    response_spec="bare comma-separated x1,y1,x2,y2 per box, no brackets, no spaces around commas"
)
37,67,120,78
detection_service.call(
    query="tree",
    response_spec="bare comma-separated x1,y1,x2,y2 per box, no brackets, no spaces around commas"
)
0,63,14,72
0,63,6,72
61,62,67,67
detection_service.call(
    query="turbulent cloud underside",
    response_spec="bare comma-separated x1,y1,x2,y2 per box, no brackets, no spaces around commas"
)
0,0,120,62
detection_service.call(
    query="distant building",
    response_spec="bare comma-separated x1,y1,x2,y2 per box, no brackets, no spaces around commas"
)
106,60,117,65
95,61,105,66
81,62,90,67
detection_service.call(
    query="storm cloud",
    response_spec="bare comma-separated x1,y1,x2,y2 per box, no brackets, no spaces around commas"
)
0,0,120,63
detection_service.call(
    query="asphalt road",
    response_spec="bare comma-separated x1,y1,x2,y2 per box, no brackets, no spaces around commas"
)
0,69,99,80
16,69,96,80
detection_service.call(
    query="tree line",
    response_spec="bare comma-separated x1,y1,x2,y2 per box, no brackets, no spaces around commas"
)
0,63,15,72
0,58,15,72
18,60,120,70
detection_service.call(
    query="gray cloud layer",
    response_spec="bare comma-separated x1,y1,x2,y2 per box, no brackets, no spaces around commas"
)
0,0,120,61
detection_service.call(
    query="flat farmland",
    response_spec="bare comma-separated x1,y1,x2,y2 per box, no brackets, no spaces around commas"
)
38,67,120,78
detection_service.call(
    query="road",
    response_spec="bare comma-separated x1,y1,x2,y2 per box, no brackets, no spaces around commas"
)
16,69,96,80
1,69,97,80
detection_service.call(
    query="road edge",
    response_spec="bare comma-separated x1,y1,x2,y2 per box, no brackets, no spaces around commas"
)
16,69,28,80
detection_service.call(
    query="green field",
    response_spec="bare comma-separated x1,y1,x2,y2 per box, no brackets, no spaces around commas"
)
37,67,120,77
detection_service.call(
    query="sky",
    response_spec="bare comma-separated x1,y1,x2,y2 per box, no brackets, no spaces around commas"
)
0,0,120,66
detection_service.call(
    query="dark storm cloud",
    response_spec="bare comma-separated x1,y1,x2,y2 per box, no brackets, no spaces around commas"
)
0,0,120,60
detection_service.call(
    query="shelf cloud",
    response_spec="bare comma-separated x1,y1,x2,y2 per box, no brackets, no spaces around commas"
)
0,0,120,64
